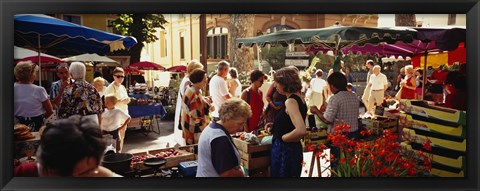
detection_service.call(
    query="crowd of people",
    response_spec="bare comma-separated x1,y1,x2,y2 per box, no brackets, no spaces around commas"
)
14,57,467,178
14,61,130,176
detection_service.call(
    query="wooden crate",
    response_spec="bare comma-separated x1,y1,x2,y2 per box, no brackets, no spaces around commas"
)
148,148,195,168
232,138,271,171
361,117,398,135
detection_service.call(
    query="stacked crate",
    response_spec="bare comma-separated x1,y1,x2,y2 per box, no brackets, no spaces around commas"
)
232,138,271,177
399,100,466,177
360,116,398,136
303,129,328,151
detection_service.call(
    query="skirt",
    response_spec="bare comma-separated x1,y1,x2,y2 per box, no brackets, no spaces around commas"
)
270,136,303,177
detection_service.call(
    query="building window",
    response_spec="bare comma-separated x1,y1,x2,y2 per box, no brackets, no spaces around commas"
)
207,27,228,60
106,19,120,34
448,14,456,25
180,32,185,59
62,14,81,25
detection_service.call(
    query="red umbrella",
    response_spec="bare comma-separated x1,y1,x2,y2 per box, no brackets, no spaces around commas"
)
16,55,64,64
126,61,165,70
124,68,145,75
166,65,187,72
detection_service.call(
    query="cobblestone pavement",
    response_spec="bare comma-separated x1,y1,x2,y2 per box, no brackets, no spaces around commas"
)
122,119,177,154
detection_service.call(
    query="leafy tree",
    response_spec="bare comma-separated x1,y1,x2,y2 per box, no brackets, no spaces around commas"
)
112,14,168,64
261,46,287,70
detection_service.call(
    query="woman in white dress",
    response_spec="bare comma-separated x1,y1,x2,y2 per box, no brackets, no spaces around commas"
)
174,60,204,145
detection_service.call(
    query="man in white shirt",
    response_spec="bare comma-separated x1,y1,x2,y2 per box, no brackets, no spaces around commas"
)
209,60,232,120
361,60,375,107
367,65,388,115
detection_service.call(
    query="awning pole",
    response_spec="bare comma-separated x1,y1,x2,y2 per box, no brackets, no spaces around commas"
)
421,47,428,100
37,34,42,86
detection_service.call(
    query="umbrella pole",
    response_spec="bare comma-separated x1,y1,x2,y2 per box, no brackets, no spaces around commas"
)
38,34,42,86
421,48,428,100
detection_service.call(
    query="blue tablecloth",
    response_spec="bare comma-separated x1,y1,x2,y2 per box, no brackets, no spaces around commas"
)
128,103,167,118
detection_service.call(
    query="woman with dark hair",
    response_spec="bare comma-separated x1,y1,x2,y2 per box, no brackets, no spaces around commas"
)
241,70,265,133
14,115,120,177
264,72,287,125
181,69,213,145
269,67,307,177
415,68,424,99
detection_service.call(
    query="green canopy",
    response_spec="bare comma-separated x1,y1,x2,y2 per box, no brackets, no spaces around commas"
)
237,26,417,72
237,26,417,52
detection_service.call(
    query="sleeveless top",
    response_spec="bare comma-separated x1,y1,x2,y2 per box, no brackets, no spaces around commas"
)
401,76,416,99
272,94,307,139
246,88,264,132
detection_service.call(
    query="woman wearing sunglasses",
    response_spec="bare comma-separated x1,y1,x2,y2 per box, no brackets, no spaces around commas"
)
105,67,131,151
105,67,130,115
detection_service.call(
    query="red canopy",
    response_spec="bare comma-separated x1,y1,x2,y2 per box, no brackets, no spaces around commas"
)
126,61,165,70
124,68,145,75
166,65,186,72
16,56,64,64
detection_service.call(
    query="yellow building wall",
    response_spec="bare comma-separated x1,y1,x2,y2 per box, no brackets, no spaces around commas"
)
143,14,201,68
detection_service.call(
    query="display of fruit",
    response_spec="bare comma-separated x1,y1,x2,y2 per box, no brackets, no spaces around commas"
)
152,149,180,158
131,155,150,163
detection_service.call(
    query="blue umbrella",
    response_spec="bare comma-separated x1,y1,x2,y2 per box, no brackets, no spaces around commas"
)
14,14,137,85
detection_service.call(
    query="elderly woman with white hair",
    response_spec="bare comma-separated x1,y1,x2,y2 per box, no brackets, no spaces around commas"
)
58,62,103,127
14,61,54,131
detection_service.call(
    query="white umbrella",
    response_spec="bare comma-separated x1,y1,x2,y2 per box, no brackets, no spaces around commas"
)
14,46,61,60
62,53,118,63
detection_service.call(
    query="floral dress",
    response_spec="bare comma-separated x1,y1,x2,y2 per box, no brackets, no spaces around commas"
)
58,80,103,119
181,86,211,145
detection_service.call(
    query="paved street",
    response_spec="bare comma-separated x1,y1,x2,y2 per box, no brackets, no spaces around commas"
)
123,119,177,154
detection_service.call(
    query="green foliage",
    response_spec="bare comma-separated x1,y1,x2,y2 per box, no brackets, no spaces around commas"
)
113,14,168,44
261,46,287,70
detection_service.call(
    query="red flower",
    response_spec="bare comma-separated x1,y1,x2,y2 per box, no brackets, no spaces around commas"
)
308,144,316,151
417,151,424,157
423,140,432,151
407,168,417,176
361,171,367,176
349,158,357,165
340,157,347,163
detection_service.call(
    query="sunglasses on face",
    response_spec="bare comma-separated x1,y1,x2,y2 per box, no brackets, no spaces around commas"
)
114,75,125,78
